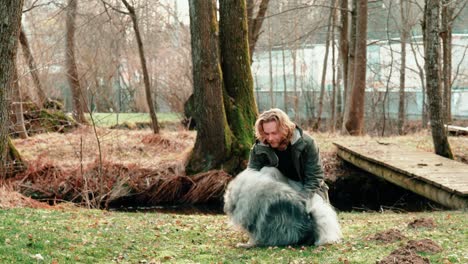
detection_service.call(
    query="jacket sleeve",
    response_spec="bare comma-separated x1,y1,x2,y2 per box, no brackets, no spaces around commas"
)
302,139,324,194
247,145,263,171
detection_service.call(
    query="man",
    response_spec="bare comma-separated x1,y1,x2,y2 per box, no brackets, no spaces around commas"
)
223,108,341,248
248,108,329,202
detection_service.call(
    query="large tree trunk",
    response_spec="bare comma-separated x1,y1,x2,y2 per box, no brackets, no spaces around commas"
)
0,0,24,178
424,0,453,159
247,0,269,62
398,0,409,135
186,0,232,174
219,0,258,173
121,0,160,134
19,26,48,106
66,0,88,124
341,0,356,134
344,0,367,135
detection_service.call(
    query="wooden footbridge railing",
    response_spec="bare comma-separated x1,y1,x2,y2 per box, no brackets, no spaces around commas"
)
333,141,468,209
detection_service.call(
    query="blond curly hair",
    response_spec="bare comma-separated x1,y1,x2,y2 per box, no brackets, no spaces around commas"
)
254,108,296,145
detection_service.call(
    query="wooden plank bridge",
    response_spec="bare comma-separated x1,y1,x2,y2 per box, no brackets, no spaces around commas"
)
333,141,468,209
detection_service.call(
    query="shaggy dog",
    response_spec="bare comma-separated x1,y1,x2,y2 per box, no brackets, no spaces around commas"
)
223,167,342,247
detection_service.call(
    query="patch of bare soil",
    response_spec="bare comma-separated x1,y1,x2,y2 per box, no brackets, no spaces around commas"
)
378,239,442,264
0,186,51,209
367,229,406,243
408,218,437,229
378,248,430,264
404,239,443,253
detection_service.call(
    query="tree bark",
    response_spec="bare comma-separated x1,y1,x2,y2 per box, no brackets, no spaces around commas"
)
344,0,367,135
121,0,160,134
282,48,288,111
341,0,356,134
247,0,270,62
0,0,24,178
330,1,338,132
267,14,274,107
11,64,28,139
441,0,453,123
66,0,88,124
19,26,48,106
339,0,349,117
186,0,232,174
424,0,453,159
219,0,258,173
314,0,336,130
398,0,409,135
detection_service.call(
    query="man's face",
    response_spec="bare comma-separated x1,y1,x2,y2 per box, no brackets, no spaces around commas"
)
262,121,283,149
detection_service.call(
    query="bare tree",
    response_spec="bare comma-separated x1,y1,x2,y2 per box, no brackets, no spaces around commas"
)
441,0,467,123
0,0,24,178
344,0,367,135
120,0,160,134
341,0,357,134
247,0,270,61
423,0,453,159
19,26,48,106
398,0,410,135
66,0,88,124
314,0,337,130
11,64,28,139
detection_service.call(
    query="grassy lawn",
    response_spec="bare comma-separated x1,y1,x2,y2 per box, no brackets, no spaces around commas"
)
86,113,181,127
0,207,466,263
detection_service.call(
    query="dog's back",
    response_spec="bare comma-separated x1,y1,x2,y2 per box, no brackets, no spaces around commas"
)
224,169,317,246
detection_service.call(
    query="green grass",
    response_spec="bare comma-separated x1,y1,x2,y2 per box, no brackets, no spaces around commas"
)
86,113,181,127
0,208,466,263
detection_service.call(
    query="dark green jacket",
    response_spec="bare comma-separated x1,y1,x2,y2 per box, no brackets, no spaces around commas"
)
247,126,325,196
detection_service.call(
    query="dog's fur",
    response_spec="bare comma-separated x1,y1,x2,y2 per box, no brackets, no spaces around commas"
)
224,167,342,247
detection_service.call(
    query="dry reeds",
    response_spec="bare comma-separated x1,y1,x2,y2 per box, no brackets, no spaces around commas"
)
182,170,232,204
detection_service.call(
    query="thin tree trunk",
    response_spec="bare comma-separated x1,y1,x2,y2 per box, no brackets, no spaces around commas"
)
398,0,409,135
282,48,288,111
383,1,396,136
330,1,338,132
219,0,258,173
315,0,336,130
121,0,160,134
341,0,356,134
441,0,452,123
291,49,298,121
268,15,274,107
424,0,453,159
344,0,367,135
19,26,47,106
66,0,88,124
0,0,24,178
409,32,427,128
247,0,270,62
12,64,28,139
186,0,231,174
339,0,349,119
336,52,343,130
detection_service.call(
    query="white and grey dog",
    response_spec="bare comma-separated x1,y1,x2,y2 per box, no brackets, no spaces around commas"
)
224,167,342,247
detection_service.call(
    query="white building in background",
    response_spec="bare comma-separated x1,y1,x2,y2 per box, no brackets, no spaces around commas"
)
251,34,468,119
